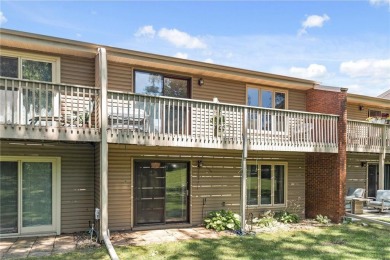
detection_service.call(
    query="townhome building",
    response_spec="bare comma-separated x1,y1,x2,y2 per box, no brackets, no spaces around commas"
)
0,29,388,240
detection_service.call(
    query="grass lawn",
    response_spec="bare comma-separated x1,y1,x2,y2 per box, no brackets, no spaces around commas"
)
37,223,390,260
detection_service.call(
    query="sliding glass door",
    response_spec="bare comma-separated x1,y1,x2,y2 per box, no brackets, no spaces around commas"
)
0,158,58,236
134,161,189,225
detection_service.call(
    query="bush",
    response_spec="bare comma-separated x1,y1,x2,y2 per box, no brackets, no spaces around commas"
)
315,214,331,224
252,216,277,227
204,210,240,232
274,211,300,224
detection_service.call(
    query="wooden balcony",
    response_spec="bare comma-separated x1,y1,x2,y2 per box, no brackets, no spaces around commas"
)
107,92,339,153
0,78,100,142
0,78,342,152
347,120,389,153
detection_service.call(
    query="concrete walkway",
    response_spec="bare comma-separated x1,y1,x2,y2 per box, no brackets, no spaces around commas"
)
111,227,224,246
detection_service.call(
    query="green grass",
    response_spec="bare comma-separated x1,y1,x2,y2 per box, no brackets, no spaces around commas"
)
36,223,390,260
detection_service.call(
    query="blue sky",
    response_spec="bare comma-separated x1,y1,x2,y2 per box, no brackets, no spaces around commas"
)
1,1,389,97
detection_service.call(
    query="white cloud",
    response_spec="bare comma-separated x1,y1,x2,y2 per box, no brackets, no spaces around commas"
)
134,25,156,38
158,28,207,49
0,11,7,25
76,33,82,38
289,64,328,79
369,0,390,6
204,58,214,63
298,14,330,36
340,59,390,78
175,52,188,59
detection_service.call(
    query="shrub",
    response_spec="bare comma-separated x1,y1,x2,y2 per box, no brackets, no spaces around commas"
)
274,211,300,224
204,210,240,232
315,214,331,224
252,216,277,227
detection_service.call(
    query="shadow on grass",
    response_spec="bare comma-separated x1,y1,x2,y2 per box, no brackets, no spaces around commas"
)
158,224,390,260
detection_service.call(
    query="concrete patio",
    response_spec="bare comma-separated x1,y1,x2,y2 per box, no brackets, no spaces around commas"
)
0,227,223,259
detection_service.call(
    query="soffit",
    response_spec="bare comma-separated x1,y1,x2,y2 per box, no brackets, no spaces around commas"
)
348,93,390,109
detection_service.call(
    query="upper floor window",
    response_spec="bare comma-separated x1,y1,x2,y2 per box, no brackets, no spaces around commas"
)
0,51,59,83
134,70,190,98
247,87,287,109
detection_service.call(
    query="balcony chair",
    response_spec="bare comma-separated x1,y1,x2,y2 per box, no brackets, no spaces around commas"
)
367,190,390,213
107,101,148,131
345,188,365,209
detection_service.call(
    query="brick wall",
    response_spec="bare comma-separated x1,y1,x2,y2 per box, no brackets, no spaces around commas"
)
305,88,347,222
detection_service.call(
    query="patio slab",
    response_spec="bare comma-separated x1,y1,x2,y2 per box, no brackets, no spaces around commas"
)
0,233,101,259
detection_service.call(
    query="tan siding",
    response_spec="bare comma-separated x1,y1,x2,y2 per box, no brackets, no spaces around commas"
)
107,145,305,229
94,144,100,211
289,90,306,111
108,62,132,92
192,77,246,104
61,55,95,86
347,103,390,121
346,153,382,192
0,141,95,233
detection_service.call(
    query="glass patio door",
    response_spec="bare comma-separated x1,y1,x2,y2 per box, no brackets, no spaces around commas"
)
134,161,189,225
367,164,379,198
0,159,57,235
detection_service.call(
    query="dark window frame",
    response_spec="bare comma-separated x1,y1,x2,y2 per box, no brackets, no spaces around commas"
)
133,69,192,98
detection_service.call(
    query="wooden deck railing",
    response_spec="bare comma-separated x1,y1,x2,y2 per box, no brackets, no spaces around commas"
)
107,92,339,152
347,120,389,153
0,77,100,141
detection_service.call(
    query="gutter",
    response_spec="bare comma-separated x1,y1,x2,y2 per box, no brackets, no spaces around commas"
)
103,231,119,260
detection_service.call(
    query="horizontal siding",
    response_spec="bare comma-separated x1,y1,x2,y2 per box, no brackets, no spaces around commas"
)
347,103,390,121
0,141,95,233
288,90,306,111
108,61,132,92
94,144,100,213
107,145,305,230
61,55,95,87
192,77,246,104
346,153,384,192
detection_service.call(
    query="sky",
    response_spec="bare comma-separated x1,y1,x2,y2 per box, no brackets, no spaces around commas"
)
0,1,389,97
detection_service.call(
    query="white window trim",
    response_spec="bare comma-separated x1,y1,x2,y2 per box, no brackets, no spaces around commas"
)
0,49,61,83
246,85,289,109
0,156,61,237
247,161,288,207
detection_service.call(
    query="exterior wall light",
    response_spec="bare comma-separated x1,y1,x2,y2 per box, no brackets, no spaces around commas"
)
198,78,204,86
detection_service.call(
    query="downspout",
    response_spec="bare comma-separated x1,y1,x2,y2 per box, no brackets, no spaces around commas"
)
240,107,248,234
98,48,119,260
378,124,386,190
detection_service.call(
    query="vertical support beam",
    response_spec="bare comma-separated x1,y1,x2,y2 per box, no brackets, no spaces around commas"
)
240,107,248,233
378,125,386,189
97,48,108,240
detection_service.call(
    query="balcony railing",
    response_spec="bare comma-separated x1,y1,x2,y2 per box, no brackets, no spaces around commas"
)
347,120,389,153
107,92,339,152
0,77,100,142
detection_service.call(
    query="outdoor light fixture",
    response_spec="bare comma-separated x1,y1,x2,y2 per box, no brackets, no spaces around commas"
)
359,105,364,111
198,78,204,86
197,160,203,168
361,162,367,167
151,162,161,169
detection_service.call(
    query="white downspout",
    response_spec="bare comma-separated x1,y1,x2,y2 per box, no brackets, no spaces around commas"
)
240,107,248,234
98,48,119,260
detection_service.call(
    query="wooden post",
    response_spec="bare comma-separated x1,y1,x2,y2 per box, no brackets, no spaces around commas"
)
240,107,248,233
378,125,386,189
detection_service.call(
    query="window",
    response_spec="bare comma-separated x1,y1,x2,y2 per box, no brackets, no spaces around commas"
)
134,70,190,134
247,87,287,109
247,87,287,131
247,162,287,206
0,51,60,124
134,70,190,98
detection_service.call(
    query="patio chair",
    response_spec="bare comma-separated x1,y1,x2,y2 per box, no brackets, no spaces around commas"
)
107,100,148,131
367,190,390,213
345,188,365,209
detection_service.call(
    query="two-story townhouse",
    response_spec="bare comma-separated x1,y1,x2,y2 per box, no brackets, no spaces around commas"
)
346,93,390,197
1,29,387,242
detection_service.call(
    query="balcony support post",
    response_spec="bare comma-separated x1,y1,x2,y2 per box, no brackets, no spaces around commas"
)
378,125,386,189
240,107,248,234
